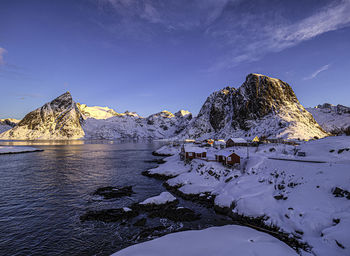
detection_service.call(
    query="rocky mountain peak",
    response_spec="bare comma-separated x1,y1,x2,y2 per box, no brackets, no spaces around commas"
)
180,73,328,140
0,92,84,140
175,110,192,118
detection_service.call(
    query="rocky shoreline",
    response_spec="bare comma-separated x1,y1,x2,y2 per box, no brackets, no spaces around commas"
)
145,166,310,254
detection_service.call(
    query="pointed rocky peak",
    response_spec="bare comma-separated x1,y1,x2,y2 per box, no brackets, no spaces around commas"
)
148,110,175,119
180,73,328,140
50,91,74,111
0,91,85,140
175,110,192,120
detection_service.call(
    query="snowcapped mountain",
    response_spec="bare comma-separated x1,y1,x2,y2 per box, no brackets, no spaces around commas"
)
0,92,192,140
179,73,328,140
0,92,85,140
307,103,350,135
83,109,192,140
0,73,337,141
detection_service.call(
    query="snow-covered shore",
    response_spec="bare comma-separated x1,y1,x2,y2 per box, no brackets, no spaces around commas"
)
0,146,43,155
112,225,298,256
140,136,350,256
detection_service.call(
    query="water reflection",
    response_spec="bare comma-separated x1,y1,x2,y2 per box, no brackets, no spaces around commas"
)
0,142,232,256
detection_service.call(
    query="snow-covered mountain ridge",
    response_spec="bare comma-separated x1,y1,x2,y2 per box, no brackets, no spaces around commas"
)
307,103,350,135
0,92,192,140
179,73,328,140
1,73,347,140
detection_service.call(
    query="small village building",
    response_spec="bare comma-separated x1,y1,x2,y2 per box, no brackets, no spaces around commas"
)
215,150,240,165
181,145,207,160
226,138,248,147
214,140,226,149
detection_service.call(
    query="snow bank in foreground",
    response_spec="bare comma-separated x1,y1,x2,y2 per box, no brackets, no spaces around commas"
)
112,225,298,256
0,146,42,154
140,192,177,205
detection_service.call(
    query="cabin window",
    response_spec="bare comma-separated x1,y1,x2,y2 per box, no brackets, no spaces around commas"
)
228,157,231,161
189,153,193,156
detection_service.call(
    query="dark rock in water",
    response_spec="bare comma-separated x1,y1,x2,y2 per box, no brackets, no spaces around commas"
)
135,225,168,240
141,170,176,180
151,151,173,157
80,208,138,222
132,199,179,212
148,207,201,222
133,218,147,227
214,202,236,215
93,186,133,199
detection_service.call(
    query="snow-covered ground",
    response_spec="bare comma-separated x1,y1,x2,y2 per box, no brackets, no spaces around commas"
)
0,146,42,154
139,192,177,206
146,136,350,256
112,225,298,256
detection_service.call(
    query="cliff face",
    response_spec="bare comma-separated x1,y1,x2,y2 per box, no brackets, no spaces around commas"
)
0,92,85,140
181,73,328,140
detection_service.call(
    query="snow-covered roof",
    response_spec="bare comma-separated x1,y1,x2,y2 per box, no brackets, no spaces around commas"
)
227,138,247,143
215,149,237,157
184,145,207,154
214,140,226,145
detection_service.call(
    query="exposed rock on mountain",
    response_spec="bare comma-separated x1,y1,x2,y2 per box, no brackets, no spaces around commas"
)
0,118,20,133
307,103,350,135
0,92,85,140
180,73,328,140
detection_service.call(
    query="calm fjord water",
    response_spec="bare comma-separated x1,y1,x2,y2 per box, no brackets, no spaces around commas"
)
0,142,231,256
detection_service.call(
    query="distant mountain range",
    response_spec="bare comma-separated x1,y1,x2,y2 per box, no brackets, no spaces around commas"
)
0,73,348,140
307,103,350,135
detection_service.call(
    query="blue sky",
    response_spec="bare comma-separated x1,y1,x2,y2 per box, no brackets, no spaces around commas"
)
1,0,350,119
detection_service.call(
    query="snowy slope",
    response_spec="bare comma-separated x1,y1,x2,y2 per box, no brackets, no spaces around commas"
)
148,137,350,256
76,103,119,119
82,109,192,140
0,92,85,140
179,73,328,141
112,225,298,256
307,103,350,135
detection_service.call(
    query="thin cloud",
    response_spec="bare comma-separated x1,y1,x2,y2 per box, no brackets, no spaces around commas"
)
304,64,331,80
94,0,350,71
207,0,350,71
0,47,7,65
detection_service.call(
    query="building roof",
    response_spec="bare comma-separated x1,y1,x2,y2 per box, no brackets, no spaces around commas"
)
214,140,226,145
227,138,247,143
215,149,237,157
184,145,207,154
